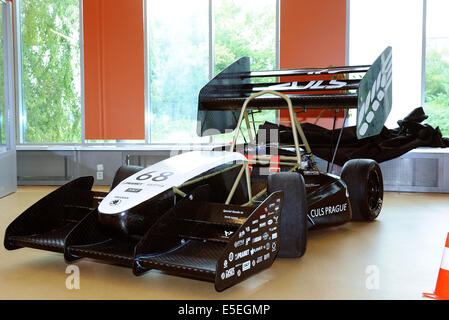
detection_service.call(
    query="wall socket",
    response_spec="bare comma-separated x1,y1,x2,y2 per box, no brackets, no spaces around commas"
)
96,171,104,180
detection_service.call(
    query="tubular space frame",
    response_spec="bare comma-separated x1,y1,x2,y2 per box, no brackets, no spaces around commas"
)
175,91,318,207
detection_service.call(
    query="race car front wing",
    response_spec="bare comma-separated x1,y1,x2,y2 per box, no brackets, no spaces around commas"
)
4,178,283,292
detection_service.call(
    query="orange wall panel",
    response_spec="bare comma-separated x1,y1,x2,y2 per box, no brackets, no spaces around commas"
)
280,0,347,129
84,0,145,140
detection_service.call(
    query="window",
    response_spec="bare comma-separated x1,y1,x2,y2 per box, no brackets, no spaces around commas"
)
18,0,81,143
214,0,277,143
147,0,277,143
425,0,449,137
147,0,209,144
349,0,423,128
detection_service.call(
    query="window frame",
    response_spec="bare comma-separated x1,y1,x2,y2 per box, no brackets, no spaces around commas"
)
12,0,279,148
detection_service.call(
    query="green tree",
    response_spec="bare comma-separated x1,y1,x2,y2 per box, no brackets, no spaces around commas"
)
21,0,81,143
425,49,449,137
214,0,276,74
214,0,277,142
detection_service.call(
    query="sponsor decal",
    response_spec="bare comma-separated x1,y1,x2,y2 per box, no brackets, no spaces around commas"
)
123,182,143,186
234,239,244,248
251,246,263,256
125,188,142,193
309,203,348,218
224,215,239,221
266,79,347,91
357,48,392,138
306,183,321,188
252,236,262,244
223,209,244,215
109,199,121,206
223,231,234,238
225,267,235,279
235,249,250,261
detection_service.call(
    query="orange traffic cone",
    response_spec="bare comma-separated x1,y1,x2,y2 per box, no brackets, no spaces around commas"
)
423,233,449,300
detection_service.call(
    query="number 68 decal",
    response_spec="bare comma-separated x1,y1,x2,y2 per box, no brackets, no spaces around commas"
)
136,171,174,182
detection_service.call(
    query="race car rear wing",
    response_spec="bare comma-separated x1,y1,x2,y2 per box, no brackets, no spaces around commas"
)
197,46,392,140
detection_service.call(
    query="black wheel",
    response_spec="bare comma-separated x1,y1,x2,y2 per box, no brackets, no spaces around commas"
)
340,159,383,221
110,165,144,191
267,172,307,258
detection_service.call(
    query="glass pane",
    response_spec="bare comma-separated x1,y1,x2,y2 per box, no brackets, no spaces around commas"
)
214,0,277,143
425,0,449,137
148,0,209,143
0,8,5,147
349,0,423,128
20,0,81,143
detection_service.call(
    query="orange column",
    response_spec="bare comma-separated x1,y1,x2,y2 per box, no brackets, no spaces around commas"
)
83,0,145,140
280,0,347,129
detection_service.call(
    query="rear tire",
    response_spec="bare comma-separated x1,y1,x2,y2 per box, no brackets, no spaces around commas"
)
267,172,307,258
340,159,383,221
110,165,144,191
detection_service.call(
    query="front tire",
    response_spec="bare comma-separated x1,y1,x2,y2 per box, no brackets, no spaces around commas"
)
267,172,307,258
340,159,383,221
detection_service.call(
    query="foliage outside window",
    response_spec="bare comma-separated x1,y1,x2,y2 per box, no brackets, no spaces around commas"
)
148,0,209,143
148,0,277,144
20,0,81,143
214,0,277,143
425,0,449,137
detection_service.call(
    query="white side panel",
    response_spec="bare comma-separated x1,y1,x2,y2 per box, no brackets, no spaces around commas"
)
0,2,16,198
0,150,16,198
99,151,247,214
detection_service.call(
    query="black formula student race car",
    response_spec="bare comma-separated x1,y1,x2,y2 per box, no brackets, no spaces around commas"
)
4,47,392,291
